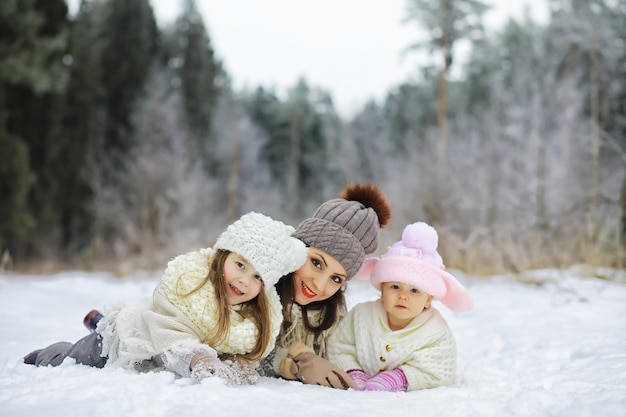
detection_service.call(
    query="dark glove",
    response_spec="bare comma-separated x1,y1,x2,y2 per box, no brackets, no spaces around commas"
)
279,342,358,390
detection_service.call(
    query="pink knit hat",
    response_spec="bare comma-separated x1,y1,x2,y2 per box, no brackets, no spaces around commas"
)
357,222,473,313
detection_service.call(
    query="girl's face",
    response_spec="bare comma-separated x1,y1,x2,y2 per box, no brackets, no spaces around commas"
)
381,281,432,331
292,247,347,305
222,252,263,306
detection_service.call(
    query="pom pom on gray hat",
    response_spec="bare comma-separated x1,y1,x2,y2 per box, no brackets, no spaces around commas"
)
292,183,392,279
214,212,308,287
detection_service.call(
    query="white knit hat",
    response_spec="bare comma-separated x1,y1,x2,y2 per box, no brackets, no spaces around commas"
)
214,212,308,287
357,222,473,313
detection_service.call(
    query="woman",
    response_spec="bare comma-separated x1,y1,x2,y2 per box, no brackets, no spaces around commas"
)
257,183,392,389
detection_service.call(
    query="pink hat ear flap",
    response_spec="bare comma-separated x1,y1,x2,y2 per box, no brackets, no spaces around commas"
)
356,257,379,280
439,271,474,313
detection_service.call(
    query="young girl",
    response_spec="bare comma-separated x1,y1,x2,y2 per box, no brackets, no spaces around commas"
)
327,221,473,391
257,183,393,389
23,212,308,386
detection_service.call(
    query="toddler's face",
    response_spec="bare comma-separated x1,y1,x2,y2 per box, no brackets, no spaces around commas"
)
223,252,263,305
381,281,431,330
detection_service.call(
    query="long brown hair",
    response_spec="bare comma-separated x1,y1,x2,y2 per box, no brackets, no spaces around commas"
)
275,271,346,342
181,249,273,362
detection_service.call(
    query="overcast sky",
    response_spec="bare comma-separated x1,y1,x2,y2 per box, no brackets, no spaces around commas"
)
69,0,549,118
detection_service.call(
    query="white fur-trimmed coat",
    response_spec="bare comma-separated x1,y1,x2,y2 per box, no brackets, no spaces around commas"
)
97,248,283,377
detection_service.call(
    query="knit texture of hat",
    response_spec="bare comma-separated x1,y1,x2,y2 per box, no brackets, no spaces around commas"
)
214,212,308,287
292,183,391,279
358,222,473,313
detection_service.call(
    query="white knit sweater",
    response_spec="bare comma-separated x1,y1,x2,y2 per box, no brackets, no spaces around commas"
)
327,300,457,390
98,248,283,377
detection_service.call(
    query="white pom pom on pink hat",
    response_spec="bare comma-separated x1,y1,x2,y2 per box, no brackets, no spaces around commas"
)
358,222,473,313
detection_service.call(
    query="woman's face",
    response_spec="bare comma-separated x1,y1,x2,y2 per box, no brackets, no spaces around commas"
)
292,247,348,305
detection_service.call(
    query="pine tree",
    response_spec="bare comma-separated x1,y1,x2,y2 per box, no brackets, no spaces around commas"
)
383,69,439,154
249,79,331,215
404,0,489,223
0,0,69,260
98,0,158,162
350,101,385,182
56,0,106,257
0,116,34,257
247,87,285,185
174,0,222,174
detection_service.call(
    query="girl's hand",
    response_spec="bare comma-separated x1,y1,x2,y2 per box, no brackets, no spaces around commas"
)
190,352,237,384
227,358,260,385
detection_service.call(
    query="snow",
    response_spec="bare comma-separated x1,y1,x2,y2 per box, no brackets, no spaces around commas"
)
1,268,625,417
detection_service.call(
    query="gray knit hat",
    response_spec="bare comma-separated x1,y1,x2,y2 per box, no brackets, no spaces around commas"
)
292,183,392,279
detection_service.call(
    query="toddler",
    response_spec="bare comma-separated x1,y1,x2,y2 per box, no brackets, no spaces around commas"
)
327,221,473,391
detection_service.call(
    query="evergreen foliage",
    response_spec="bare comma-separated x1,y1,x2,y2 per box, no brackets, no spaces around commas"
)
56,0,105,257
0,0,624,271
0,127,34,254
403,0,490,222
175,0,222,174
251,79,334,216
98,0,158,160
0,0,69,259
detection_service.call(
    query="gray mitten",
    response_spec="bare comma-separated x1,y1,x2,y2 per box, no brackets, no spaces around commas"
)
227,358,260,385
190,352,238,384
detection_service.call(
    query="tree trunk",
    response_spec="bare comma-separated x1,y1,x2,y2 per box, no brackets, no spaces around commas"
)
227,138,242,223
621,175,626,251
432,0,452,224
588,24,600,244
287,101,301,218
560,43,577,190
536,102,548,232
437,66,448,181
437,0,452,184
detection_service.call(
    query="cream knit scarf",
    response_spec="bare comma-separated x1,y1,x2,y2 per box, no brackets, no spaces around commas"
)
162,248,282,359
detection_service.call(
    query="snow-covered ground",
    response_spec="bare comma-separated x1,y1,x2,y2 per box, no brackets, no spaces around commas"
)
1,267,625,417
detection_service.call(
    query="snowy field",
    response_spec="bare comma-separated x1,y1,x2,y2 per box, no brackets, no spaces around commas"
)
1,267,625,417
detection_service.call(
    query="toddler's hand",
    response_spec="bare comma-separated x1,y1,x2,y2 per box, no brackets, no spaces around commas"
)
363,368,408,392
347,369,369,391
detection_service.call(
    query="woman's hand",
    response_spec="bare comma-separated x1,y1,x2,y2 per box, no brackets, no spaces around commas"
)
280,342,358,390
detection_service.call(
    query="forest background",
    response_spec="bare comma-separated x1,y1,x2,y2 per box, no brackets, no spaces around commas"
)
1,0,625,276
